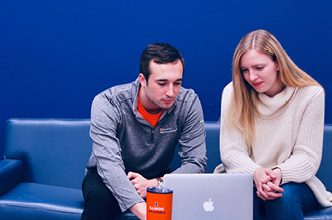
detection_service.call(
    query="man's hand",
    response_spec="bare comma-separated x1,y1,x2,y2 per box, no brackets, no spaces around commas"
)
127,172,158,198
254,167,283,201
130,202,146,220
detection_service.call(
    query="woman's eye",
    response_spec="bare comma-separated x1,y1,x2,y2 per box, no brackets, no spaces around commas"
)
256,67,264,70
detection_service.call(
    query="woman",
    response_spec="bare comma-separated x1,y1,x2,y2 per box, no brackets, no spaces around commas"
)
214,29,332,219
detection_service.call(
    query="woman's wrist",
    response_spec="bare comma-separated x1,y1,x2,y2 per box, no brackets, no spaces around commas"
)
271,167,283,184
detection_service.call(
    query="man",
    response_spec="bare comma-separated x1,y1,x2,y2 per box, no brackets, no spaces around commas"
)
81,43,207,220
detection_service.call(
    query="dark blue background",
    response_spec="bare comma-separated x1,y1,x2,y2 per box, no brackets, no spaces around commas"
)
1,0,332,150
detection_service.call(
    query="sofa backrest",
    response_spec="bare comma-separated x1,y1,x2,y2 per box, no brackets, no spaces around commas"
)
4,119,221,190
171,122,332,191
169,121,221,173
0,138,3,160
205,122,222,172
316,124,332,192
4,119,331,192
4,118,92,189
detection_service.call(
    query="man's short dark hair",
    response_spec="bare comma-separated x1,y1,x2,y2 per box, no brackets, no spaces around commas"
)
140,43,185,82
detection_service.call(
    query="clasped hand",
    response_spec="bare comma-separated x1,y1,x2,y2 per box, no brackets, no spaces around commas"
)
254,167,284,201
127,171,158,199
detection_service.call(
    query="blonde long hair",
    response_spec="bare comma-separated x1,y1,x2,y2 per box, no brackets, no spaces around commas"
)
226,29,322,145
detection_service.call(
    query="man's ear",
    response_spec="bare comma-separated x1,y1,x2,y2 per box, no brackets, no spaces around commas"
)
139,73,147,87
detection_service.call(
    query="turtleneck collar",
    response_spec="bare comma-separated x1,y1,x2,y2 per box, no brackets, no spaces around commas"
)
257,86,296,117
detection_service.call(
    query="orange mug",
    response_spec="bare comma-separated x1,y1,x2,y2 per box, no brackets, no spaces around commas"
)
146,186,173,220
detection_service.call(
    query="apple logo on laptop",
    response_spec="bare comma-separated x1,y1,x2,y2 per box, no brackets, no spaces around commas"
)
203,198,214,212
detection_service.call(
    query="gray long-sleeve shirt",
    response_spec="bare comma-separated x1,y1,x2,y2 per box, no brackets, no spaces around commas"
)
85,78,207,212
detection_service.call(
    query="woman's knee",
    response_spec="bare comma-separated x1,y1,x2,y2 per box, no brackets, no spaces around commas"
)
266,182,305,207
263,182,316,219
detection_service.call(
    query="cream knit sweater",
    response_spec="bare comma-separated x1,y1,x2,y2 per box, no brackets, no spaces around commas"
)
216,82,332,207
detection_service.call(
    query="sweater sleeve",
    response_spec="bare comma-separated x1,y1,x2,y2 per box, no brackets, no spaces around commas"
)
90,93,144,212
278,87,325,184
219,83,262,174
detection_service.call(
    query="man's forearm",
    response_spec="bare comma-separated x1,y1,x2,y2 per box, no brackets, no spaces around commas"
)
130,202,146,220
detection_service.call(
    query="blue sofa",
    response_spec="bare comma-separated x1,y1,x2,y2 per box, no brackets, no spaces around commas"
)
0,118,331,219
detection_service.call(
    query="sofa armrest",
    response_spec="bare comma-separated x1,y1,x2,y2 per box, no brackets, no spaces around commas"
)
0,159,24,197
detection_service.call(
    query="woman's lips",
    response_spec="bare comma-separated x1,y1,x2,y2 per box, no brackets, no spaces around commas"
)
253,82,263,87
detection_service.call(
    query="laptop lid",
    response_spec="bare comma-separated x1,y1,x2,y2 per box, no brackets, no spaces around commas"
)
163,173,253,220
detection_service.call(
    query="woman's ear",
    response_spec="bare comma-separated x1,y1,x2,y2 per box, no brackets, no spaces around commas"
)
276,61,280,71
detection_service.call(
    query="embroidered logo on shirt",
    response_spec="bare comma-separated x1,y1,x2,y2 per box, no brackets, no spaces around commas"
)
160,127,178,134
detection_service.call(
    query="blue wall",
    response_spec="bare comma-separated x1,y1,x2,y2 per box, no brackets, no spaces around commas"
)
1,0,332,151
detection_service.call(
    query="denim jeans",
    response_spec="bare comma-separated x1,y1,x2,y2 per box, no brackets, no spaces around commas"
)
253,182,320,220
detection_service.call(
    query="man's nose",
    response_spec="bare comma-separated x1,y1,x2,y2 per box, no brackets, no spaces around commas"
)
166,84,174,97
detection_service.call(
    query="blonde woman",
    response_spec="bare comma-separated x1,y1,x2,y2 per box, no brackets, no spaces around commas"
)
215,29,332,219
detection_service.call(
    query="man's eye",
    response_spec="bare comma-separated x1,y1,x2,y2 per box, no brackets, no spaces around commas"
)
174,82,181,85
257,67,264,70
158,83,166,86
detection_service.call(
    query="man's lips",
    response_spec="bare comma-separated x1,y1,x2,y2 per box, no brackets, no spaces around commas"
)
163,99,174,104
253,82,263,87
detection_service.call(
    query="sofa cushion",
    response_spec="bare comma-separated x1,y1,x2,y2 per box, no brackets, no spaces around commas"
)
0,182,83,220
304,207,332,219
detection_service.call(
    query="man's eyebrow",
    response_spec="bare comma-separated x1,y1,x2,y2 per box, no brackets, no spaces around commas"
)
156,78,183,82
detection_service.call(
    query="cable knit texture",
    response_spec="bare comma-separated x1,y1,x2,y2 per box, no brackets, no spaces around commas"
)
217,82,332,207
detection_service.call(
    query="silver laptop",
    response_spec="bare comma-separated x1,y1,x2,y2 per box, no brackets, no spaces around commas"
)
163,173,253,220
